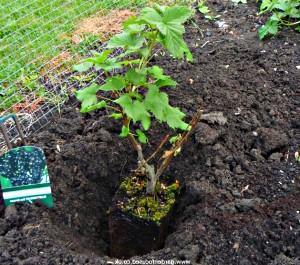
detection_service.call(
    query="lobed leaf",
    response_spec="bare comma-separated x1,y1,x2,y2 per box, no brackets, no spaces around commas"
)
74,50,122,72
75,83,101,111
125,68,147,86
144,85,188,130
98,76,126,91
165,105,189,130
163,6,193,24
144,85,168,121
259,18,279,39
148,66,177,87
107,31,145,51
140,5,193,61
114,94,151,130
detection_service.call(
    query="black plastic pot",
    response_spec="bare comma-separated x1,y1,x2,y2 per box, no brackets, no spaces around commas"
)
108,181,183,258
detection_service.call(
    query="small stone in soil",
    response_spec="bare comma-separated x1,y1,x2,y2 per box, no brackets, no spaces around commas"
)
235,198,262,212
195,123,219,145
268,152,283,162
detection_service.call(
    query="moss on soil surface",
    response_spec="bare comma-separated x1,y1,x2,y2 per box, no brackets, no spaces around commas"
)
119,176,180,223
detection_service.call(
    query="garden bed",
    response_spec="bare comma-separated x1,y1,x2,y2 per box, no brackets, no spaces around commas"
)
0,1,299,264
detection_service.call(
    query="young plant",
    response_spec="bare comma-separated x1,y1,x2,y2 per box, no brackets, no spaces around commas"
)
258,0,300,39
74,4,198,195
198,1,220,21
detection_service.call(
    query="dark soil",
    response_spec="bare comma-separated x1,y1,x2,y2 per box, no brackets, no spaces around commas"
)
1,1,299,264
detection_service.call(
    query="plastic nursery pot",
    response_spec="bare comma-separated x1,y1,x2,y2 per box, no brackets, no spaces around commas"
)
108,177,184,258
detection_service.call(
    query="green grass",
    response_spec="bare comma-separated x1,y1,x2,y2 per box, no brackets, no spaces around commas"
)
0,0,149,111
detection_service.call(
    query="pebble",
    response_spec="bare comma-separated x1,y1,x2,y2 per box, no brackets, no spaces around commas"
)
215,21,229,30
250,149,264,161
268,152,283,162
205,31,212,37
235,198,262,212
195,123,220,145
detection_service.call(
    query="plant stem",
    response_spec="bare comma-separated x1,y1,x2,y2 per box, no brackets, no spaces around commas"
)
106,105,121,112
155,109,202,180
122,113,158,194
98,94,115,103
138,30,158,69
146,133,170,163
133,109,203,194
280,19,300,26
123,116,139,152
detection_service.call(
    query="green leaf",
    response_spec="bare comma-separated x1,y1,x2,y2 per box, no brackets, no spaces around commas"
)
95,59,122,72
139,48,151,58
140,6,193,61
125,68,147,86
81,100,106,113
73,62,93,72
198,1,210,15
119,59,140,66
98,76,126,91
156,78,177,88
75,83,100,111
148,65,164,77
144,85,188,130
259,19,279,39
125,23,146,33
169,135,180,144
120,125,129,137
110,113,123,119
260,0,272,12
128,92,143,100
199,6,210,15
296,26,300,32
153,3,167,14
123,16,141,28
140,7,164,26
85,50,112,64
269,13,283,21
144,85,168,121
76,50,122,72
273,1,290,12
163,29,193,61
165,106,189,130
114,94,151,130
148,66,177,87
107,31,145,50
136,129,148,144
163,6,193,24
287,7,300,18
